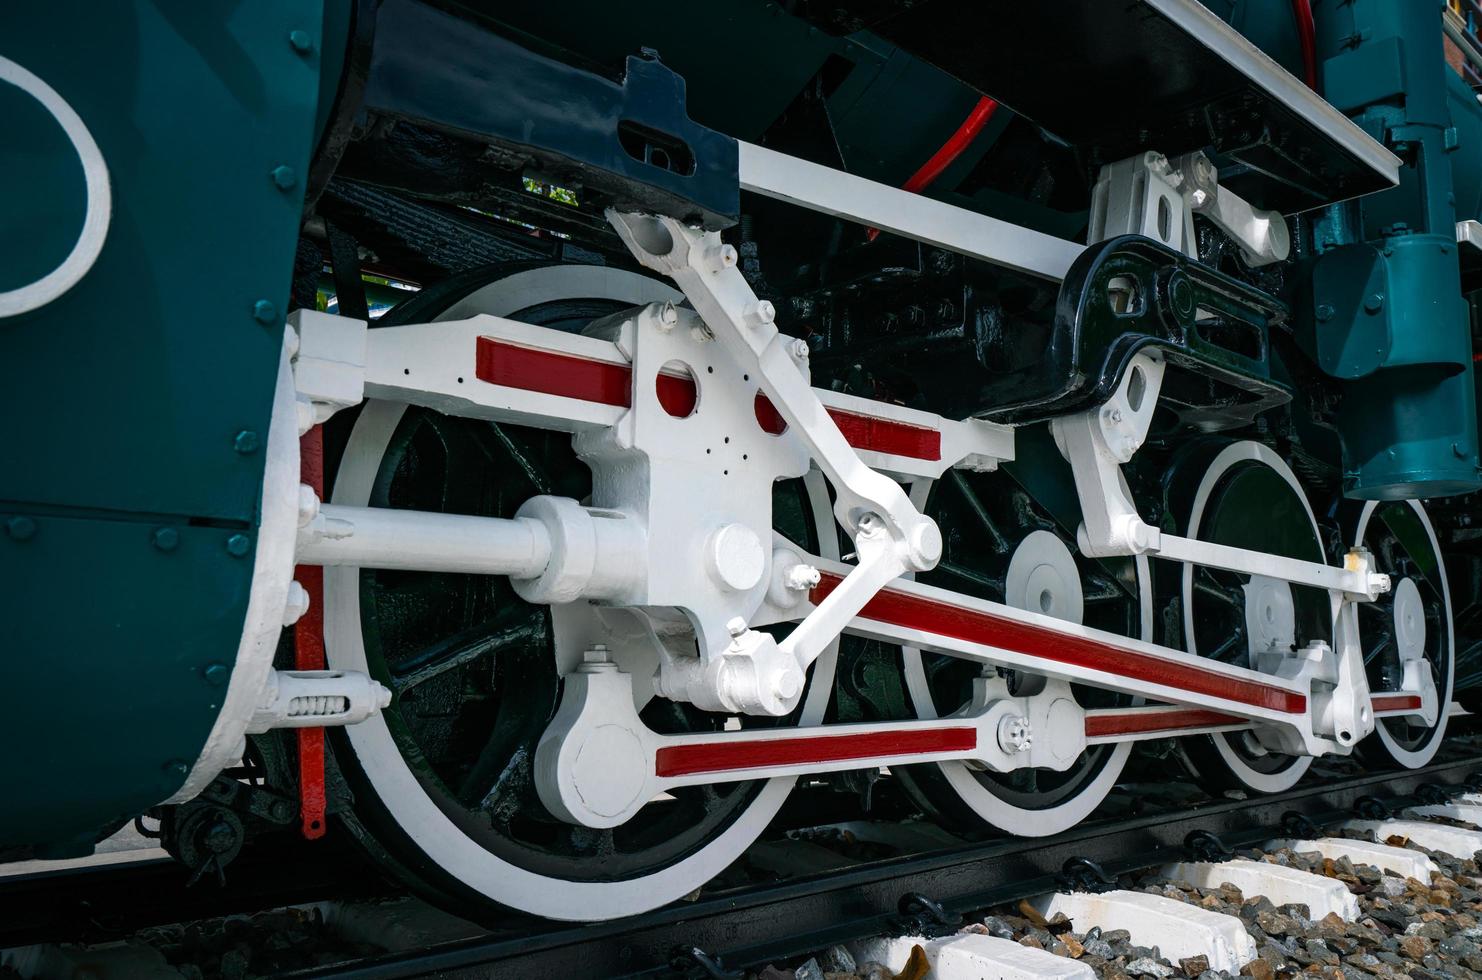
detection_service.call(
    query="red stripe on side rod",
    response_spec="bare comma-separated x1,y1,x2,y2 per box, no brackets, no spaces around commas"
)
478,336,942,460
1371,694,1422,714
1086,708,1247,738
813,573,1307,714
827,407,942,461
476,337,633,408
655,727,977,778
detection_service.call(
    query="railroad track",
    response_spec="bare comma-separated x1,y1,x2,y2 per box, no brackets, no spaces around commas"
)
8,743,1482,979
275,750,1482,979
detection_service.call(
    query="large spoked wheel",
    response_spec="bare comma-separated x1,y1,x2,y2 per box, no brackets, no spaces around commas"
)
1170,440,1327,794
895,425,1151,837
321,265,837,922
1350,499,1454,769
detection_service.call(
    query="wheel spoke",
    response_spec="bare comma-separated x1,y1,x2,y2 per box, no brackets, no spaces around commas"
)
391,612,545,692
936,559,1003,592
1203,629,1247,664
948,470,1009,553
480,422,553,495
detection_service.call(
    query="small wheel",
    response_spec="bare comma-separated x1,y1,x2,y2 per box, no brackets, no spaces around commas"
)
894,425,1151,837
1349,499,1454,769
1168,440,1325,794
322,264,838,921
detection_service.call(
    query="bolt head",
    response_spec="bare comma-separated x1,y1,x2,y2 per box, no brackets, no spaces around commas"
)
1363,293,1385,314
748,300,775,327
288,29,314,53
1315,303,1335,322
233,430,260,454
153,527,180,552
774,667,803,701
297,484,320,526
252,299,279,325
270,165,298,191
5,516,37,541
202,819,238,853
226,533,251,557
725,617,748,639
202,662,230,686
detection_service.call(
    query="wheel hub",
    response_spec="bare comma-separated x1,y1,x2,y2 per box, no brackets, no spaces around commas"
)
1242,574,1295,659
1006,530,1085,624
1392,576,1426,661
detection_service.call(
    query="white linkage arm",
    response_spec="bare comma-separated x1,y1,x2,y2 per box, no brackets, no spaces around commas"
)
608,210,942,677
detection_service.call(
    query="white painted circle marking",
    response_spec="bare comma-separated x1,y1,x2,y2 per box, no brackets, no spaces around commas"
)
0,55,111,317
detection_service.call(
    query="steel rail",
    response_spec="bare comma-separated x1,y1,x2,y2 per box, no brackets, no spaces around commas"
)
279,750,1482,980
0,830,390,948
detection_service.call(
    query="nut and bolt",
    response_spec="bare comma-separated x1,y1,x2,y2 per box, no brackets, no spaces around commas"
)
579,645,619,672
784,563,822,591
998,715,1034,754
706,243,738,272
6,516,37,541
747,300,776,327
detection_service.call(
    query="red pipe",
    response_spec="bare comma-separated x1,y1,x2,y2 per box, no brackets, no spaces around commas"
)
1292,0,1318,89
902,96,1000,193
867,96,999,241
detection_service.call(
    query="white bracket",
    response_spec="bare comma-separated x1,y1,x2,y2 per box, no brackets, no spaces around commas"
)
1050,352,1388,602
287,309,366,435
1090,150,1290,267
245,669,391,733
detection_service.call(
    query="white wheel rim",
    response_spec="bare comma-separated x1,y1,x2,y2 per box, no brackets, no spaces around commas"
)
323,266,838,920
1181,441,1314,792
1356,499,1453,769
900,478,1151,836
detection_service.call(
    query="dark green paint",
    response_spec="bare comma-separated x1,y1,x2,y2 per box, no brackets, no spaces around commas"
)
0,2,344,849
1305,0,1481,499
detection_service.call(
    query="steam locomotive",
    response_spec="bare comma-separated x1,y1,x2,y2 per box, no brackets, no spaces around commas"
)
5,0,1482,922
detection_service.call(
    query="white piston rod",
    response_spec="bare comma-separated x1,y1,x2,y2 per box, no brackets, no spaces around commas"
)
296,495,646,605
298,503,552,577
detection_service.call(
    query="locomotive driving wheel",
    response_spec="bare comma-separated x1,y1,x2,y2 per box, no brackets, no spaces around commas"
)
321,265,838,922
892,425,1152,837
1349,499,1454,769
1167,440,1328,794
